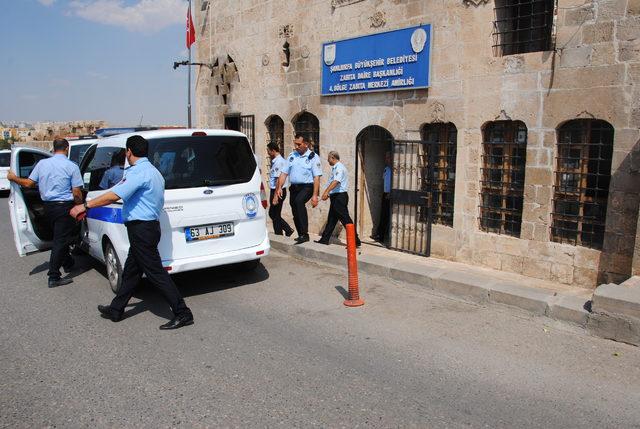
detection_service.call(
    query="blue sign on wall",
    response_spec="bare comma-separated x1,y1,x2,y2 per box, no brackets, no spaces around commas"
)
321,24,432,96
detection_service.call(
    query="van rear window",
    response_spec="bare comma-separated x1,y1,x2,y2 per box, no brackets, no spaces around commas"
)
0,152,9,167
148,136,256,189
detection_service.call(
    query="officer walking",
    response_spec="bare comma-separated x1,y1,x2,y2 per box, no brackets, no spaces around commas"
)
70,135,194,330
7,138,83,288
315,151,361,247
266,142,294,236
274,134,322,244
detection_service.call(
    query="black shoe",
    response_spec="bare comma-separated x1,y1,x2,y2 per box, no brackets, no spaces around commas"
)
159,312,194,330
314,239,329,245
294,235,309,245
62,257,75,273
48,277,73,288
98,305,123,322
356,239,362,248
285,229,294,237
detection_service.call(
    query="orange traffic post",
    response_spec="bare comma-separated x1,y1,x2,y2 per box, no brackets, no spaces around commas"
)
343,223,364,307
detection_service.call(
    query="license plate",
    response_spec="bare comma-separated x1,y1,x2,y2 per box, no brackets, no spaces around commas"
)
185,222,234,242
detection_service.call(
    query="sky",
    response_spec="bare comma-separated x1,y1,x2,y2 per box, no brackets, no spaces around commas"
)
0,0,193,127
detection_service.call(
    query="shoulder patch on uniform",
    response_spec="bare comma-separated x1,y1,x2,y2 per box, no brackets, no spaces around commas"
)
289,157,294,162
309,152,316,160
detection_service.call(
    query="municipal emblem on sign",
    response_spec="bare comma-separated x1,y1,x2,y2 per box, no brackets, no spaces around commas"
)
324,44,336,66
411,28,427,53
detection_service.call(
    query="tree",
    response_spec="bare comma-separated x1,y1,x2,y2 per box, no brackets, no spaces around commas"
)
0,139,12,150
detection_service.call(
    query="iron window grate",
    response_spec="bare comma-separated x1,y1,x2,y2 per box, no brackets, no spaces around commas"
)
293,112,320,155
492,0,555,56
551,119,613,250
420,123,457,227
480,121,527,237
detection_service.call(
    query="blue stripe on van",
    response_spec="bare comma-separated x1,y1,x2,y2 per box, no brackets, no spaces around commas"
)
87,206,124,224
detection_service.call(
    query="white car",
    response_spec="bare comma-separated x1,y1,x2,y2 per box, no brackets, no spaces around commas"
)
8,129,270,293
68,137,98,165
0,149,10,193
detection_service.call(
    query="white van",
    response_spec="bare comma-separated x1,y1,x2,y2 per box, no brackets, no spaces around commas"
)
0,149,10,193
68,137,98,165
8,129,270,292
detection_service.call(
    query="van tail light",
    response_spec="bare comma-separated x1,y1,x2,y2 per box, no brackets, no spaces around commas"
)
260,182,268,209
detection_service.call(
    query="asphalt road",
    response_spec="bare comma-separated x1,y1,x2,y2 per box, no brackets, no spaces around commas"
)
1,198,639,428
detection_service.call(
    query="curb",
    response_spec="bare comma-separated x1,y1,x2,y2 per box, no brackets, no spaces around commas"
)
269,234,592,329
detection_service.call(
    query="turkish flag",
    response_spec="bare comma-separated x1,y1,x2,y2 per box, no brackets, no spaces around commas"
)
186,3,196,49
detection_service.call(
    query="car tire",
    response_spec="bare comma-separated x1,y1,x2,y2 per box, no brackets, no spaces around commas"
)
104,241,123,294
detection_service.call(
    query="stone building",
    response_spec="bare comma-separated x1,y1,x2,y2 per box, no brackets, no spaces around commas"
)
32,120,107,141
193,0,640,288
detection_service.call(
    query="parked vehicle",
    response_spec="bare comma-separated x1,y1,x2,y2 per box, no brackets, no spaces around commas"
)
0,149,10,194
68,136,98,165
8,129,270,293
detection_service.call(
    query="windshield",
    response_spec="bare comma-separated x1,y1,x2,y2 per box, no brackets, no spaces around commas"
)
69,144,91,165
0,152,9,167
148,136,256,189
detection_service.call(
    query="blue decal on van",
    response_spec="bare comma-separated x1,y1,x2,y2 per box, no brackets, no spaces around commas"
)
87,206,124,224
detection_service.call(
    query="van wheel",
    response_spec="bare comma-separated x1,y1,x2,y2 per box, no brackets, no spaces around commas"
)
104,242,123,294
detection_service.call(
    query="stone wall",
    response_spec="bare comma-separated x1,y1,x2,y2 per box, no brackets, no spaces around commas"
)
194,0,640,288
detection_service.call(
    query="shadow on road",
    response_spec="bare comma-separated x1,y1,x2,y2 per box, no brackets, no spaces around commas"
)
92,260,270,321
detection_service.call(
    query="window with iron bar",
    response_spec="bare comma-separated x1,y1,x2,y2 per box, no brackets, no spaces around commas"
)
266,115,285,155
480,121,527,237
551,119,613,250
293,112,320,155
492,0,555,56
420,123,457,227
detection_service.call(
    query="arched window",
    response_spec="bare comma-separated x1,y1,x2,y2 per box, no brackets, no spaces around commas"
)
292,111,320,155
421,123,457,227
265,115,285,155
480,120,527,237
551,119,614,249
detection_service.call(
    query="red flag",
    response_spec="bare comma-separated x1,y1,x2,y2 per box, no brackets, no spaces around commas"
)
186,3,196,49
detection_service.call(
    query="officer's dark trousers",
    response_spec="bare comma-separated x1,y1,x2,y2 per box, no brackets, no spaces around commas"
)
44,201,76,280
289,184,314,237
269,188,293,235
110,220,190,316
320,192,360,243
376,192,391,241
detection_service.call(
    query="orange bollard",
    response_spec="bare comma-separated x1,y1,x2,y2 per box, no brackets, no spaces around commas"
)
343,223,364,307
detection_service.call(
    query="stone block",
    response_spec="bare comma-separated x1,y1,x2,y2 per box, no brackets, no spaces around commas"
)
389,263,443,289
551,262,575,284
581,21,614,44
629,0,640,15
543,64,625,89
592,281,640,319
526,167,553,186
617,17,640,41
432,270,492,304
559,46,592,68
564,5,594,26
598,0,628,20
548,295,590,326
489,281,555,315
501,254,524,274
619,40,640,63
523,258,552,280
587,312,640,346
589,43,616,66
573,267,599,288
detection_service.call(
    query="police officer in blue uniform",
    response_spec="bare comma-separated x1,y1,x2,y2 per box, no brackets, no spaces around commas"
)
99,149,126,189
274,134,322,244
266,142,294,236
315,151,361,247
373,151,392,243
70,135,194,330
7,138,84,287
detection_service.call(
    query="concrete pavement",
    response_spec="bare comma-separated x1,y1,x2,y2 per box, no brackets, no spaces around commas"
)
2,200,640,427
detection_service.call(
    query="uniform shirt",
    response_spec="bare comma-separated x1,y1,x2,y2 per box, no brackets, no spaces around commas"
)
327,161,348,194
28,153,83,202
112,158,164,222
284,149,322,185
99,165,125,190
269,154,288,190
383,166,392,193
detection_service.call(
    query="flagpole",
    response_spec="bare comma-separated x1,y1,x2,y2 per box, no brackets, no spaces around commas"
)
187,0,192,128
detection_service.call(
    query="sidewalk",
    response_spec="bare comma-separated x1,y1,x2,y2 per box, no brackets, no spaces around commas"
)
269,233,640,346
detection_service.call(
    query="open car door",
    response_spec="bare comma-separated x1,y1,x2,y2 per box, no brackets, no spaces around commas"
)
8,147,53,256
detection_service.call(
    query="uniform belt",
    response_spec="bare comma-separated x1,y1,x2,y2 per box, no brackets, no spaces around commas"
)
43,200,74,205
290,183,313,188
